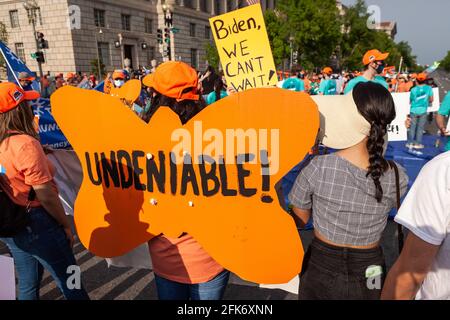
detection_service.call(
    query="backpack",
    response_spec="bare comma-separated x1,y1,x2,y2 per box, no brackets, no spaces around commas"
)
0,133,36,237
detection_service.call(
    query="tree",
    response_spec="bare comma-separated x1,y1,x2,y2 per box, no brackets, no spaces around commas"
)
204,42,220,71
264,9,289,68
0,21,8,68
274,0,341,70
440,51,450,72
90,59,106,78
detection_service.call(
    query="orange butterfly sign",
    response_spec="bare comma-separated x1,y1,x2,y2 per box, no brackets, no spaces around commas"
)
51,87,319,284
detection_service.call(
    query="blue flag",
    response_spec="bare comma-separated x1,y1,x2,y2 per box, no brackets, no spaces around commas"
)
0,41,70,149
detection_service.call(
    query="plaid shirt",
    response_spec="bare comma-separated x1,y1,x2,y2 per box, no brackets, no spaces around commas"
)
288,154,408,246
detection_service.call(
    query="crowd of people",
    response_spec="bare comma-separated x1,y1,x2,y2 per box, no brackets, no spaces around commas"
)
0,47,449,301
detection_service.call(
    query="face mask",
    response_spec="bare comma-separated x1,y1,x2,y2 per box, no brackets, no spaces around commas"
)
375,63,385,74
114,80,125,88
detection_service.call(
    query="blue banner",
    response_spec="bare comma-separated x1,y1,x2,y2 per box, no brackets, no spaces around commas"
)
0,41,70,149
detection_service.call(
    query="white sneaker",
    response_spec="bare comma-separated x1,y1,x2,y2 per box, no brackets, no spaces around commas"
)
405,143,414,149
414,143,425,149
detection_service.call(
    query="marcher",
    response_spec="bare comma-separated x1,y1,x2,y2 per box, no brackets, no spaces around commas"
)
289,82,408,300
436,91,450,151
282,67,305,92
18,72,35,91
0,82,89,300
206,77,228,105
406,73,434,149
141,62,229,300
344,49,389,94
318,67,337,95
381,151,450,300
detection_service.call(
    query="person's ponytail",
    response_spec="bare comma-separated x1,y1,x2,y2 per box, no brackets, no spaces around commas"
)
366,122,388,202
352,82,396,203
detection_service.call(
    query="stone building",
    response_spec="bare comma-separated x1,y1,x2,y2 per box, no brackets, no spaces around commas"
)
0,0,276,76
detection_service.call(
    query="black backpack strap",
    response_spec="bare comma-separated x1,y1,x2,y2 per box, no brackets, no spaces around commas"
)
388,160,404,253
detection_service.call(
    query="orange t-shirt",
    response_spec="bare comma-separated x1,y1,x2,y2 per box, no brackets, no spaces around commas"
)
397,82,410,93
148,234,225,284
0,134,56,207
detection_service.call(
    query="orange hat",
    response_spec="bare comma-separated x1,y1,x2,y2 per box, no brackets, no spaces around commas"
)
363,49,389,65
143,61,199,101
0,82,40,114
66,72,75,79
417,73,427,81
410,73,417,79
322,67,333,75
112,70,126,80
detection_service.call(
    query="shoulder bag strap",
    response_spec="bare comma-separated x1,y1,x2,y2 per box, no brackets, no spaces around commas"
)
388,160,404,253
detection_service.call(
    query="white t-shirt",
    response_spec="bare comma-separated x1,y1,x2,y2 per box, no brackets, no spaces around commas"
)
395,151,450,300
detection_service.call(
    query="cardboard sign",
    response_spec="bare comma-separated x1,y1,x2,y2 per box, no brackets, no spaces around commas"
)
209,4,278,92
0,255,15,300
388,92,410,141
51,87,320,284
428,87,440,113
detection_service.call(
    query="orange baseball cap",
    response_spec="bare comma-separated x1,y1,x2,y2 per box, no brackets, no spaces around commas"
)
112,70,126,80
66,72,75,79
363,49,389,65
0,82,40,114
322,67,333,75
143,61,199,101
417,73,427,81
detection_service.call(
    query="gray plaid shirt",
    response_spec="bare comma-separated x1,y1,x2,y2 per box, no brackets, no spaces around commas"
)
288,153,408,246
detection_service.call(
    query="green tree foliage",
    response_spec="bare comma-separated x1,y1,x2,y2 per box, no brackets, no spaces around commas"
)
205,42,221,71
265,0,418,72
440,51,450,72
266,0,341,70
90,59,106,78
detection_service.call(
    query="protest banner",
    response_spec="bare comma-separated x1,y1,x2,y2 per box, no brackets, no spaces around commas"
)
428,87,441,113
209,4,278,92
0,255,15,300
51,86,320,284
388,92,410,141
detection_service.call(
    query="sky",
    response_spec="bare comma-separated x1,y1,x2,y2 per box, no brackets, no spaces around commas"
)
340,0,450,65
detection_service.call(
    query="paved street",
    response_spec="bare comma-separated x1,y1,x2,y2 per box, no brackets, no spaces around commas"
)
0,221,401,300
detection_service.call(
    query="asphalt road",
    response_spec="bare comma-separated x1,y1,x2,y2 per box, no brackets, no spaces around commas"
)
0,220,401,300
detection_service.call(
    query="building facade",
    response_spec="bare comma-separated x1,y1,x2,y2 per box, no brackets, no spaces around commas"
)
0,0,276,76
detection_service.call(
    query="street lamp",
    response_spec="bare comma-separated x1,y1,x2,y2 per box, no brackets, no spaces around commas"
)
95,28,103,80
23,0,44,92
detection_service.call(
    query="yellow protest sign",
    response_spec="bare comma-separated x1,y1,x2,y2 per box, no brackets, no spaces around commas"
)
209,4,278,92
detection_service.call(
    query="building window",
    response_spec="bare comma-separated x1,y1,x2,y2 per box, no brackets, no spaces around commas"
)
121,14,131,31
15,43,26,63
205,26,211,39
94,9,106,28
190,48,198,69
9,10,20,28
26,7,43,26
189,23,196,37
97,42,111,66
145,18,153,34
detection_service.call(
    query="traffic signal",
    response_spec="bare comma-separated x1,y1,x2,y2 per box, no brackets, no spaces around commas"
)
37,32,49,49
35,51,45,63
157,29,163,44
164,28,171,44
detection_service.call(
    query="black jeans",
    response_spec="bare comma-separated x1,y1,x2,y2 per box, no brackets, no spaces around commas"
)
298,237,386,300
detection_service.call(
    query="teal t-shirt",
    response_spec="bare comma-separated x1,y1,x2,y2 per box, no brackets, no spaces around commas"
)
206,90,228,105
344,76,388,94
282,77,305,92
319,79,337,95
438,92,450,151
410,85,433,115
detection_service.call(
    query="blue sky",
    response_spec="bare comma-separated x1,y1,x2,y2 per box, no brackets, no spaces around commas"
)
340,0,450,65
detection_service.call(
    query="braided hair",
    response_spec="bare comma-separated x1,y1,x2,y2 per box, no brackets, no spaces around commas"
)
352,82,396,203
